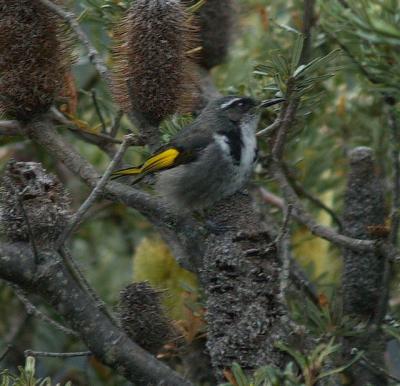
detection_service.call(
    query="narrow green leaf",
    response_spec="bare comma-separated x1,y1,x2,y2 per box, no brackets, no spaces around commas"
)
316,350,364,380
231,362,250,386
291,34,305,72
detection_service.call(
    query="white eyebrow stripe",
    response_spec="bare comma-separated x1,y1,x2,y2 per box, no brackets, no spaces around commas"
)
220,98,242,110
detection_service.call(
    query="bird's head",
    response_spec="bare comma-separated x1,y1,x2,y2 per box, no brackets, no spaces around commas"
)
205,95,285,127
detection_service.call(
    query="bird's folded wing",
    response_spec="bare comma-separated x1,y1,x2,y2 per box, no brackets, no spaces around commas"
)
111,147,181,178
140,148,180,173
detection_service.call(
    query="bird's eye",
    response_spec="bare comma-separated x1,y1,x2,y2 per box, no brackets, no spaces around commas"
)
237,101,244,108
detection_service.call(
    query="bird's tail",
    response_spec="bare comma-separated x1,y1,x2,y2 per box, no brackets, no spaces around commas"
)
111,166,142,180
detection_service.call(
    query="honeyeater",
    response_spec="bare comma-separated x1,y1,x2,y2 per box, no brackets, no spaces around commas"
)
112,96,285,211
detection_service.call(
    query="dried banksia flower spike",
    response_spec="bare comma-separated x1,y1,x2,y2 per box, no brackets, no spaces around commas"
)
0,160,71,248
119,282,172,355
112,0,198,127
0,0,73,122
182,0,237,69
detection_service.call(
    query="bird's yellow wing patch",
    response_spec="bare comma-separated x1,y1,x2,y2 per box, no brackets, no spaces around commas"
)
111,148,180,179
140,148,180,174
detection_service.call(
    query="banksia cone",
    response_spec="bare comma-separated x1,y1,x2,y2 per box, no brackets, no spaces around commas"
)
112,0,197,125
0,0,73,121
0,161,70,247
183,0,236,69
119,282,172,355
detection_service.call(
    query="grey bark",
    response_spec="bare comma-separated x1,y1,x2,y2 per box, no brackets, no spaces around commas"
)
199,192,290,378
342,146,388,386
0,161,192,386
0,244,192,386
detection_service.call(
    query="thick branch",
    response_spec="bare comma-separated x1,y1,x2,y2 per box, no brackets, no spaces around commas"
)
0,242,193,386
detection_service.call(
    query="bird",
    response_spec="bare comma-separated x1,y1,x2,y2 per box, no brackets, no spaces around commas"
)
112,95,284,211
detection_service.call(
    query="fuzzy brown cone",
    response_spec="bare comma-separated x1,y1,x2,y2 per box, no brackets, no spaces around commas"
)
182,0,237,69
0,0,73,121
112,0,198,126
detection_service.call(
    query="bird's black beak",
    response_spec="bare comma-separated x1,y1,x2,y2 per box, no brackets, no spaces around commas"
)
259,98,286,108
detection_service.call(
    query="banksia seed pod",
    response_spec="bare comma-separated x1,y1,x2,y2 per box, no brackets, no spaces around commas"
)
183,0,237,69
0,161,71,247
119,282,172,355
0,0,73,121
112,0,197,125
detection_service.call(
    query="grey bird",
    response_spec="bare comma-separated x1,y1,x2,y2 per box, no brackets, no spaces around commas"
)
112,96,284,211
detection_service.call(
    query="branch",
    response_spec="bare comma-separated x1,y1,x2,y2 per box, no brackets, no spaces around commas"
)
277,204,293,302
56,134,135,247
300,0,316,65
272,95,299,160
389,107,400,245
273,163,375,251
50,108,122,145
12,285,78,337
283,163,343,230
25,350,91,358
0,120,22,136
0,345,12,362
28,117,204,271
256,118,281,137
0,242,193,386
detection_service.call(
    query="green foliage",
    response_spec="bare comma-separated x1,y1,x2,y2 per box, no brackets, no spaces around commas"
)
289,294,367,339
254,32,340,119
220,340,363,386
276,338,363,386
220,361,302,386
321,0,400,97
0,356,72,386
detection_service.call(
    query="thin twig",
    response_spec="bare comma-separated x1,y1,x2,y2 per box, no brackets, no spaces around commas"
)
283,163,343,230
91,90,107,133
12,285,78,337
258,187,285,209
277,204,293,302
59,247,121,328
300,0,316,65
51,108,122,144
256,119,281,137
56,134,134,247
360,353,400,383
272,95,299,161
275,204,293,246
25,350,92,358
39,0,111,87
110,110,124,138
273,163,376,251
0,345,12,362
389,107,400,245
